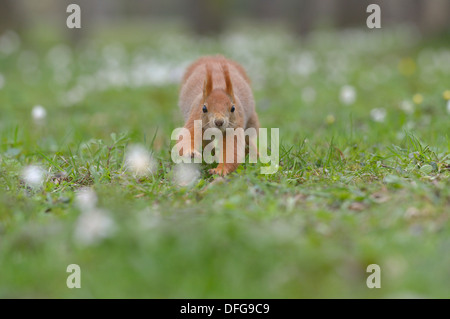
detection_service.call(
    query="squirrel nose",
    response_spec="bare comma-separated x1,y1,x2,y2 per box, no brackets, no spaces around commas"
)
214,119,224,127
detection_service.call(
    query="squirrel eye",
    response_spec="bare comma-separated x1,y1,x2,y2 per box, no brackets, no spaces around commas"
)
231,105,235,112
202,105,208,113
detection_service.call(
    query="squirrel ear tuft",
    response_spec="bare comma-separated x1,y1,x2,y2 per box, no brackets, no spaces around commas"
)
222,63,234,102
203,64,213,101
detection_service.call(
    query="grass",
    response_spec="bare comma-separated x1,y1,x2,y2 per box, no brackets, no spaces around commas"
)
0,23,449,298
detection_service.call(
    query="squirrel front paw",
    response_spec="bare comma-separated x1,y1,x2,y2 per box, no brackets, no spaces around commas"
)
176,141,202,160
209,165,231,176
187,149,202,159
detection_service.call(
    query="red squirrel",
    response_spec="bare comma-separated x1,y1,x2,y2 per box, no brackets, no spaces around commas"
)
177,55,260,176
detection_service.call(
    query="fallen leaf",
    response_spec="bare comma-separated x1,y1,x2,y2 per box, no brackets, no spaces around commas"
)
349,202,366,211
370,191,390,203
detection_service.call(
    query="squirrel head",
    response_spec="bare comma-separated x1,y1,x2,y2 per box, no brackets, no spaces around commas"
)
200,63,237,132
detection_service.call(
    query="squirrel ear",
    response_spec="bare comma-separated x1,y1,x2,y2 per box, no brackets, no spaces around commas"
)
222,63,234,103
203,64,213,101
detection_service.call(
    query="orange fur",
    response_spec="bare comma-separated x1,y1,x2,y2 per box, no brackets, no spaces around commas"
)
177,55,260,176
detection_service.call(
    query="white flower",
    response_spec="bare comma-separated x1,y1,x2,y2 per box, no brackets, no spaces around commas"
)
0,30,20,55
301,87,316,103
18,51,38,74
340,85,356,105
62,85,86,107
74,209,116,246
46,44,72,69
293,52,316,77
370,108,387,122
32,105,46,122
75,187,98,211
396,131,405,140
400,100,414,114
124,144,157,176
136,207,160,230
447,100,450,115
0,73,4,89
173,163,200,187
404,121,415,130
22,165,45,188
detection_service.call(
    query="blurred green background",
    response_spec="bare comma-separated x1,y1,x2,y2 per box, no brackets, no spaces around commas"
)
0,0,449,298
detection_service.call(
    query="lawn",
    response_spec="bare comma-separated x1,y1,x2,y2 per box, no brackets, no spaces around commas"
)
0,23,449,298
